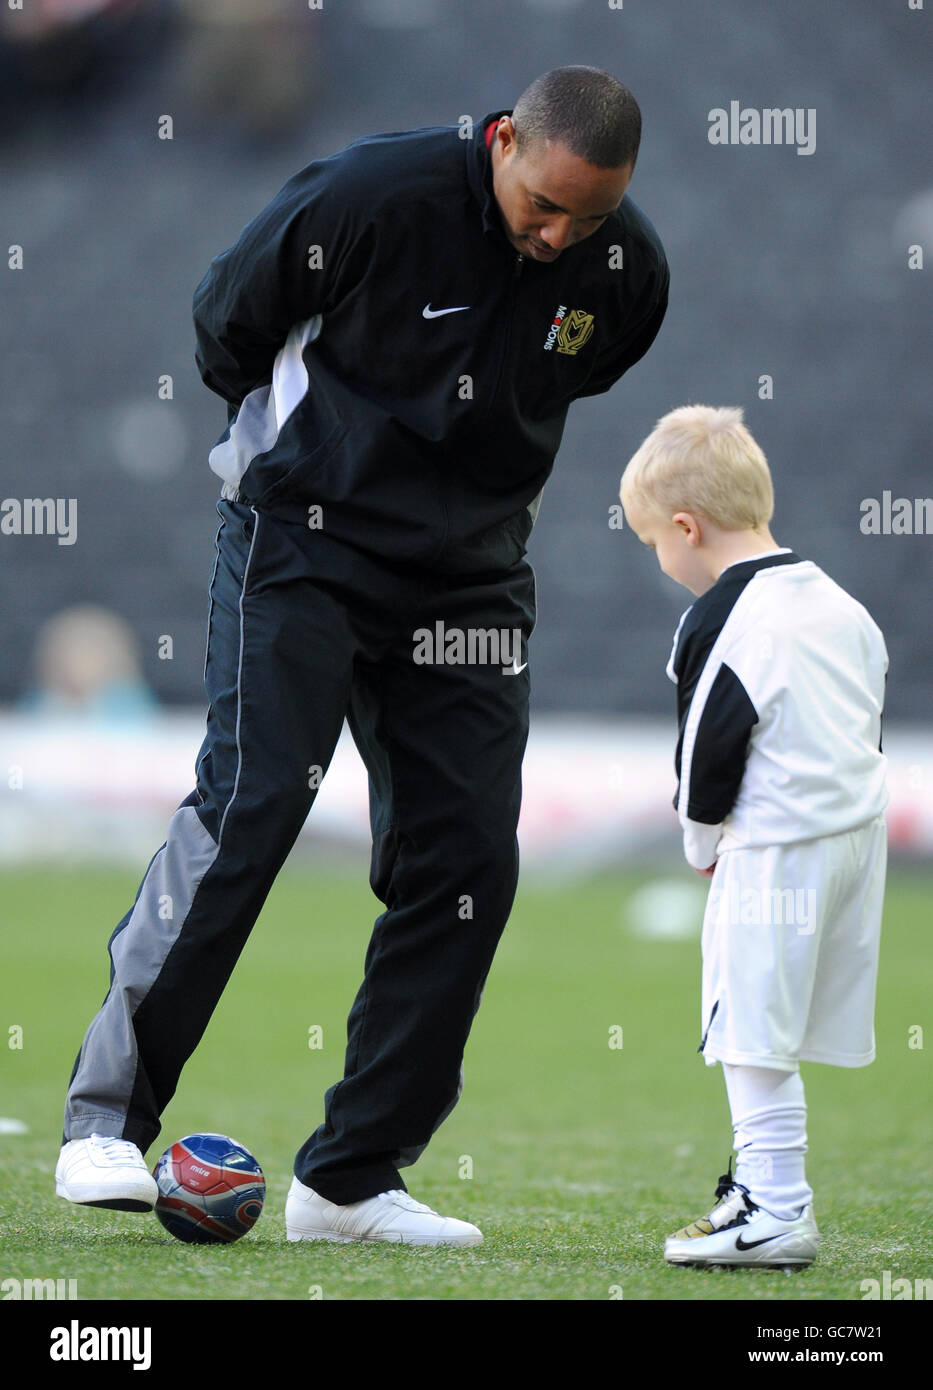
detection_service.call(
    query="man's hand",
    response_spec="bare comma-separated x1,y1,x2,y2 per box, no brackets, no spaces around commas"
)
693,864,716,878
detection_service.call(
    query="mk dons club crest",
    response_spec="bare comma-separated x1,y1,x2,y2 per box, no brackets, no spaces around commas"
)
542,305,596,355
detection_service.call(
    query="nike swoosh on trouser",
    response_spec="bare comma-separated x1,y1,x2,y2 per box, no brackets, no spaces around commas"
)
423,304,470,318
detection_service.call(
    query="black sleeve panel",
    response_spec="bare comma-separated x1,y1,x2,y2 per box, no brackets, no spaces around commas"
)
670,552,802,799
686,663,758,824
672,610,723,793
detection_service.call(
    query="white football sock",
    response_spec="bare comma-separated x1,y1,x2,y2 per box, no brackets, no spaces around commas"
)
723,1063,813,1220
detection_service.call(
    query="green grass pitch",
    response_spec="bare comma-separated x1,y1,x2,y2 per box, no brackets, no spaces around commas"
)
1,860,930,1305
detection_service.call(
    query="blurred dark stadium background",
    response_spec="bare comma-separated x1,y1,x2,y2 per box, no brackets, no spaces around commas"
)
2,0,930,720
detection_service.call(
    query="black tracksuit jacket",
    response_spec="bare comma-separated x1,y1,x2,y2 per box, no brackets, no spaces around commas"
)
192,110,669,572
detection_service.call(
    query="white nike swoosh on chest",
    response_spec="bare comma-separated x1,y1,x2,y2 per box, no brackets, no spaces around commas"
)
423,304,471,318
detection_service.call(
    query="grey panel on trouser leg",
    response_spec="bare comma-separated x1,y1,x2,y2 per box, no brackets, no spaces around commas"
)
63,803,219,1140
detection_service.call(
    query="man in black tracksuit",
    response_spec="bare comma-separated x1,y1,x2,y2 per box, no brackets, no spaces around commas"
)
58,68,669,1244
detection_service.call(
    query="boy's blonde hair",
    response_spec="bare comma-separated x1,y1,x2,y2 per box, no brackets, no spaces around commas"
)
620,405,774,530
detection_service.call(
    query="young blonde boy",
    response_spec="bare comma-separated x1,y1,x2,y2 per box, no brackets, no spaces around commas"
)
620,405,888,1267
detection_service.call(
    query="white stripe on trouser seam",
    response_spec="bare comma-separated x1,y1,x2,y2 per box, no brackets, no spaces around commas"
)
203,510,225,686
217,506,261,849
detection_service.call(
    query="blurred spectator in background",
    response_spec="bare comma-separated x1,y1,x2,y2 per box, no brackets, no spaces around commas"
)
168,0,319,145
0,0,162,113
0,0,318,145
20,603,158,722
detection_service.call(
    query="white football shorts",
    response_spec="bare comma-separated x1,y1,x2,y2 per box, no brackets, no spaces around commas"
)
698,814,887,1070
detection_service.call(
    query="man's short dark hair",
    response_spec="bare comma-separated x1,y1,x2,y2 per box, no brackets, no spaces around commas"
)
511,66,641,170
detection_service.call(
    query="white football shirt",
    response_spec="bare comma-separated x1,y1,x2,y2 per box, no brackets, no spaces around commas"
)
667,551,889,870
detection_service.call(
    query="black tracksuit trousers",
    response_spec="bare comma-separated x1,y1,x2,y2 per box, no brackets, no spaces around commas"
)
63,499,535,1203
